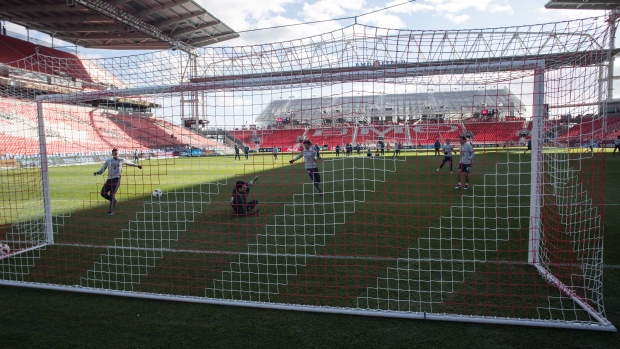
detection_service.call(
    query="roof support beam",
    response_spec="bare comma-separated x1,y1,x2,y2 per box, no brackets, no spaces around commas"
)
21,15,115,24
61,32,150,39
153,12,204,28
0,3,88,13
49,24,128,32
168,21,218,36
187,31,237,46
134,0,194,19
106,0,130,5
74,0,196,54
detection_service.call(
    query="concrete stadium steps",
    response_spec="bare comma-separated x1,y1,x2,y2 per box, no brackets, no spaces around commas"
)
357,159,531,312
80,187,225,291
206,157,400,301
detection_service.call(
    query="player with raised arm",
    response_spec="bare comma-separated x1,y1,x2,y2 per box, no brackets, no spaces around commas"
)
94,148,142,216
437,139,456,173
455,136,474,190
289,140,323,196
231,175,260,216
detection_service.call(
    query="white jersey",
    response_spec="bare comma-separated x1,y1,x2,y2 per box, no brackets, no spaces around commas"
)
442,144,454,156
615,139,620,146
97,157,136,179
459,143,475,165
293,149,318,169
273,147,279,154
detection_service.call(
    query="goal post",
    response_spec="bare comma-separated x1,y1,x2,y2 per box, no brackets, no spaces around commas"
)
528,63,544,265
36,101,54,245
0,17,617,331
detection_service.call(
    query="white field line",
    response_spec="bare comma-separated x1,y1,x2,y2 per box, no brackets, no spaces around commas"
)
52,242,620,269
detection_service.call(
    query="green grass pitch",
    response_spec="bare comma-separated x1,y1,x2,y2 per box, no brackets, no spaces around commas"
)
0,148,619,347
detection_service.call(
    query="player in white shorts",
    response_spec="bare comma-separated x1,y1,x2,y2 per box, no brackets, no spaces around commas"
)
94,148,142,215
437,139,456,173
455,136,474,190
289,140,323,196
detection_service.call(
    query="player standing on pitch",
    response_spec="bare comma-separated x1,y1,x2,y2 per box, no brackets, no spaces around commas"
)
94,148,142,216
455,136,474,190
289,140,323,196
272,145,279,160
614,135,620,155
437,139,456,173
231,175,260,216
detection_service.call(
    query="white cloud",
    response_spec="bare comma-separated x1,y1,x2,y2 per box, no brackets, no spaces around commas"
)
443,13,470,24
384,0,512,25
301,0,366,21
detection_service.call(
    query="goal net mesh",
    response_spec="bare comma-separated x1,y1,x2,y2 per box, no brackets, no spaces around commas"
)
0,17,615,330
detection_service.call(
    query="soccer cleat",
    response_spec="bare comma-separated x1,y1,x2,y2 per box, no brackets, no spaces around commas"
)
436,168,440,172
454,186,462,190
464,186,469,190
106,211,114,216
450,172,453,174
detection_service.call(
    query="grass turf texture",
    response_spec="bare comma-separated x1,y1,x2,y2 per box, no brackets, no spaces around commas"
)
1,149,618,347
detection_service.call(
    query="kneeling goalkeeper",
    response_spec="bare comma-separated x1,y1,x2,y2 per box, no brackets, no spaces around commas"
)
231,175,260,215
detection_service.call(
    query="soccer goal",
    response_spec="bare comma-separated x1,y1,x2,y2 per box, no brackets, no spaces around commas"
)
0,16,616,331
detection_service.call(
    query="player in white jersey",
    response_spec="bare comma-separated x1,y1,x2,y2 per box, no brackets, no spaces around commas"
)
455,136,475,190
614,135,620,156
272,145,279,160
94,148,142,215
437,139,457,173
289,140,323,196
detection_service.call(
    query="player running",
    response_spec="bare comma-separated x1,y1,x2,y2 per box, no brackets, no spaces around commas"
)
289,140,323,196
437,139,456,173
94,148,142,216
231,176,260,216
455,136,474,190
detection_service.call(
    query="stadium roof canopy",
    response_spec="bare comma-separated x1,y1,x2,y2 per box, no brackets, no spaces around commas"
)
544,0,620,10
256,88,527,125
0,0,238,51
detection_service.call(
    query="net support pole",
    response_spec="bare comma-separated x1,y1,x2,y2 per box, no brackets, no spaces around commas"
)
528,62,544,265
36,101,54,245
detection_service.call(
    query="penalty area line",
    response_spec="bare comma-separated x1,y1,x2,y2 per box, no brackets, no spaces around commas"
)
52,242,620,269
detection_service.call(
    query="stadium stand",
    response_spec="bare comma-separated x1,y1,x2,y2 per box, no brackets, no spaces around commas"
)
463,120,524,143
0,97,222,156
355,125,408,145
229,128,306,149
564,115,620,140
0,34,225,157
409,122,463,145
0,34,91,81
307,127,354,147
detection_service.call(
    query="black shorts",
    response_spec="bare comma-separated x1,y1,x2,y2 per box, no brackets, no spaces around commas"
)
442,156,452,163
102,177,120,195
459,163,472,173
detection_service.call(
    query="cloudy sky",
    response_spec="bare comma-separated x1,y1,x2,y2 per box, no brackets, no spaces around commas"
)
2,0,609,54
1,0,610,125
202,0,607,47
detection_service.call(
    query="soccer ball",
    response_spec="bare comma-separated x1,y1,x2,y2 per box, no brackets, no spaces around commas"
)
152,189,163,198
0,243,10,256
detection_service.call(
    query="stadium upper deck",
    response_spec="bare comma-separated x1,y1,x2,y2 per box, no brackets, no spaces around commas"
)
256,88,527,126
